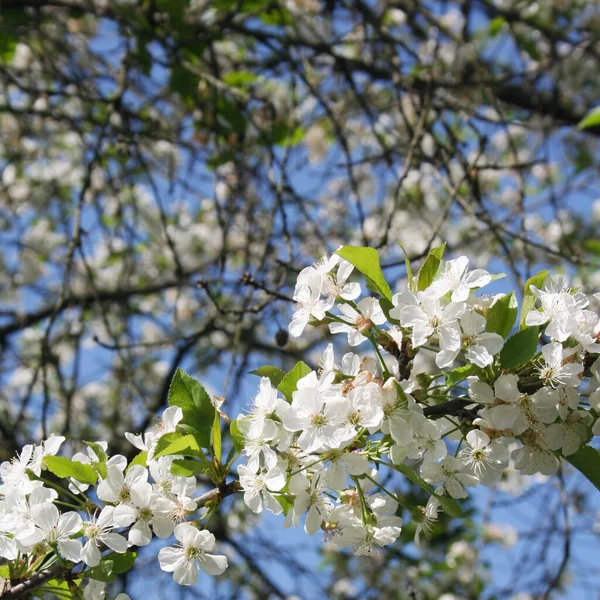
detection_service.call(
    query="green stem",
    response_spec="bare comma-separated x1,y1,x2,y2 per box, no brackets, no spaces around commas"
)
352,476,371,525
35,477,88,507
369,337,391,377
362,472,411,510
53,500,83,510
289,456,326,477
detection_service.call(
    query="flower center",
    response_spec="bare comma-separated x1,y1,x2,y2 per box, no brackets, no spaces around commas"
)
119,487,131,502
311,413,328,428
348,411,361,426
85,524,100,539
185,545,204,561
46,527,59,544
472,449,486,462
139,507,153,521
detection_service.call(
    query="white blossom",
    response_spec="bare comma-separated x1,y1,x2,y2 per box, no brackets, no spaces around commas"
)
82,506,128,567
423,256,491,302
20,503,82,562
158,523,228,584
329,297,386,346
238,464,286,514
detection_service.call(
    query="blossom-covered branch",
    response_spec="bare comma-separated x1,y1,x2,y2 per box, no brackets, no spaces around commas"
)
2,243,600,596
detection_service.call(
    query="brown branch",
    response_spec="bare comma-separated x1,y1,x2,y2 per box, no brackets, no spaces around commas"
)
423,398,477,420
2,564,64,600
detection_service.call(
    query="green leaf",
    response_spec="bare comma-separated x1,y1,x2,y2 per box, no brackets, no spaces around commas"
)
217,97,246,135
578,106,600,131
171,458,210,477
41,579,72,598
83,441,108,479
229,419,245,453
170,64,197,104
583,239,600,256
275,494,294,516
379,297,396,323
335,245,392,301
519,270,549,329
168,368,215,448
277,361,312,401
156,0,190,25
207,149,236,170
222,71,258,88
499,326,539,370
0,34,17,64
485,292,518,338
82,441,108,463
212,413,222,463
259,4,294,25
127,451,147,470
489,16,505,36
388,462,465,518
271,121,305,146
93,461,107,480
153,432,201,459
43,456,97,486
445,363,482,387
417,243,446,291
249,365,285,387
107,551,137,574
398,243,415,291
564,445,600,491
212,0,268,12
85,559,115,583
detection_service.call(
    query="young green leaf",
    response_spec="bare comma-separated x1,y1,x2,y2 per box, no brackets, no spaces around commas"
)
519,270,549,329
485,292,518,338
82,441,108,463
335,245,392,301
249,365,285,387
85,559,116,583
171,458,211,477
417,243,446,291
499,326,539,370
578,106,600,131
277,361,312,401
168,368,215,448
83,441,108,479
43,456,97,485
106,551,137,575
445,363,482,388
153,432,201,459
127,451,147,470
275,494,294,516
489,15,505,36
379,297,397,324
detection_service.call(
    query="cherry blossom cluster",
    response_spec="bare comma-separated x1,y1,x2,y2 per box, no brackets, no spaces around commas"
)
0,406,228,597
235,248,600,554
